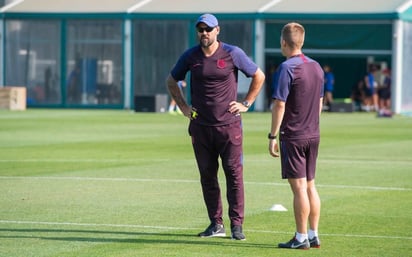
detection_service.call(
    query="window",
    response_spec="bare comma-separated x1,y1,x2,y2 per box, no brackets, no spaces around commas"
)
66,20,123,105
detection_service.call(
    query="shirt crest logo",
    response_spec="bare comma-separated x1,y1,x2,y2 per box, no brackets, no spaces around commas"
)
217,59,226,69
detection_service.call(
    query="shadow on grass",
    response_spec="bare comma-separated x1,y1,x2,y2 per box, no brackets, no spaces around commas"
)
0,228,275,249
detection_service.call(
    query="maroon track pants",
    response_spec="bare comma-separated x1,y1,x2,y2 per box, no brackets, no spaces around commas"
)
189,120,244,227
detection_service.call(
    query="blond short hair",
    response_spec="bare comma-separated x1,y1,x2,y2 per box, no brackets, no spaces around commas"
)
281,22,305,49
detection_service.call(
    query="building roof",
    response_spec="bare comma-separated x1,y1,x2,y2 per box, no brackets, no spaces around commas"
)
1,0,412,21
0,0,139,13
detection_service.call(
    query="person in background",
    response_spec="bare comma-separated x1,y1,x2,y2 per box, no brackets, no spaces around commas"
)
168,80,186,114
322,65,334,111
269,22,324,250
266,63,278,111
351,79,366,111
364,65,379,112
377,68,392,117
166,13,265,240
67,65,81,103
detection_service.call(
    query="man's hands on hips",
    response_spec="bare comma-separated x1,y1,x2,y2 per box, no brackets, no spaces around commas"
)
228,101,249,115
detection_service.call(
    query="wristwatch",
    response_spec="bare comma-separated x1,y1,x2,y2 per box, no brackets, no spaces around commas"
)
242,101,251,108
268,133,277,140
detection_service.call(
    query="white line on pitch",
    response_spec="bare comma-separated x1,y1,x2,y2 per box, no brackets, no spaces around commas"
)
0,220,191,230
0,158,411,165
1,220,411,241
0,176,410,191
0,176,198,184
0,159,171,163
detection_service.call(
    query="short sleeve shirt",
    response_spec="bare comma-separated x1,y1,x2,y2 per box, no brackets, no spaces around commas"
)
272,54,324,140
171,41,258,126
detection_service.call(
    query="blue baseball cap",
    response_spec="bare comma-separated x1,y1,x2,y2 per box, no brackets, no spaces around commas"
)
196,13,218,27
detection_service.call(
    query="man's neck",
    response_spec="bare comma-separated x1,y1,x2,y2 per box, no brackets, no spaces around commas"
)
287,50,302,59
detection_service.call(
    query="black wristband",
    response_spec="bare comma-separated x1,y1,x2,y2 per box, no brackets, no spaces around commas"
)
268,133,277,139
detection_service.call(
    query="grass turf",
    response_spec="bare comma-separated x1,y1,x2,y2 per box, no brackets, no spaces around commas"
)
0,109,411,256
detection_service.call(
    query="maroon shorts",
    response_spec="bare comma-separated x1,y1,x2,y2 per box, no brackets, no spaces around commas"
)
279,138,320,180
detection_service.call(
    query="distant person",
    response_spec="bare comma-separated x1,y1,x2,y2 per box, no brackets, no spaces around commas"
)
351,79,366,111
44,67,53,102
323,65,334,110
168,80,186,114
269,22,323,250
364,65,378,112
266,63,278,110
166,13,265,240
67,65,81,103
378,68,392,117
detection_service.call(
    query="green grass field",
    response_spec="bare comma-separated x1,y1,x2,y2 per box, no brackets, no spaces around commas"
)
0,109,411,257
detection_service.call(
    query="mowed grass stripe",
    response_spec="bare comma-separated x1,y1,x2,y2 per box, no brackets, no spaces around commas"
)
1,220,411,240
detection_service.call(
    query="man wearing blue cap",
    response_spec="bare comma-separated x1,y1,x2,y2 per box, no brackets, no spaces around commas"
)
166,13,265,240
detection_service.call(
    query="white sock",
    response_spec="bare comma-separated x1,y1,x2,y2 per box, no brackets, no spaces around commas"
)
308,229,318,239
295,232,308,242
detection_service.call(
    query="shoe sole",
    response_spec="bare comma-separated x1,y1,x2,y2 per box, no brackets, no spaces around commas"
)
278,243,310,250
199,232,226,238
310,239,321,248
278,246,310,250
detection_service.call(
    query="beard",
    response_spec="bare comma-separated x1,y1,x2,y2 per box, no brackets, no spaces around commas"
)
199,37,214,48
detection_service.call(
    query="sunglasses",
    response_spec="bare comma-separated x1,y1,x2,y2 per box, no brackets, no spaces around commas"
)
197,26,214,33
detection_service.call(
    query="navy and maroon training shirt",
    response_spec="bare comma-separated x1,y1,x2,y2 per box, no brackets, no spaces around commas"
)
272,54,324,140
171,41,258,126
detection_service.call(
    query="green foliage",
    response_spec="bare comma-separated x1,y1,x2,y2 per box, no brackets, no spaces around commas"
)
0,110,411,256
